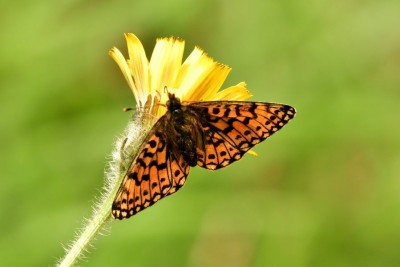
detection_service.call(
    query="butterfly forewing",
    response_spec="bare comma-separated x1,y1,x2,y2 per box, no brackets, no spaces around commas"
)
112,117,190,220
188,101,296,170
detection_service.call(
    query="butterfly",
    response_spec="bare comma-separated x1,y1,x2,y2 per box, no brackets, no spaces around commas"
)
112,93,296,219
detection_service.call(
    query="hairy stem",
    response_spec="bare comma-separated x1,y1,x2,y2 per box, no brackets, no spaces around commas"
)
57,196,113,267
57,115,151,266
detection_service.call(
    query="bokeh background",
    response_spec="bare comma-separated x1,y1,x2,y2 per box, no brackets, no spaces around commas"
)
1,0,400,266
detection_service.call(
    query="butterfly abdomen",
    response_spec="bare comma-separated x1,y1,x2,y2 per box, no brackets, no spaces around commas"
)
177,131,198,166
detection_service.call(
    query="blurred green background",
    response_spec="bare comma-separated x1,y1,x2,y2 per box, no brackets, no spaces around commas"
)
1,0,400,266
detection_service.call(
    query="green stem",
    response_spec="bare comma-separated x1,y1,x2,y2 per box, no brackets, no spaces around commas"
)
57,197,113,267
57,115,152,266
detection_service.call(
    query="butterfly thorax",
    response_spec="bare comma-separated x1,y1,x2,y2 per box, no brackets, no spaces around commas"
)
166,93,205,167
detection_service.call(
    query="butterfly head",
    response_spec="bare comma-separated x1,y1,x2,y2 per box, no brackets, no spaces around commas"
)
166,93,182,112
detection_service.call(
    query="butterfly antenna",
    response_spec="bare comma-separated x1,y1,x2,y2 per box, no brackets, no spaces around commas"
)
163,85,175,100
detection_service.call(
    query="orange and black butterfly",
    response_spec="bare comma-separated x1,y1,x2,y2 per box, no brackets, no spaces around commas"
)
112,93,296,219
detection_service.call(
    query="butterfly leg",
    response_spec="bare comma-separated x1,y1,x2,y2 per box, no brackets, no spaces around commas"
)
118,137,130,173
120,137,128,159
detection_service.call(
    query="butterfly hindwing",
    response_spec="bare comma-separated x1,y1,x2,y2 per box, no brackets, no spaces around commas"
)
112,117,190,220
188,101,296,170
165,147,190,195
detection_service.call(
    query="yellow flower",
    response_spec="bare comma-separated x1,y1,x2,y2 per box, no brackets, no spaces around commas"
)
109,33,251,119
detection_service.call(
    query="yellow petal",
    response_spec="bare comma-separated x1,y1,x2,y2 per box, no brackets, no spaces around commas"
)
125,33,150,105
197,63,231,101
176,47,231,101
212,82,252,101
109,47,139,103
174,47,204,89
247,150,258,157
149,37,185,98
176,49,214,100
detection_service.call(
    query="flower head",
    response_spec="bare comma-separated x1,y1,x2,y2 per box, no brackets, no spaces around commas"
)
109,33,251,119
